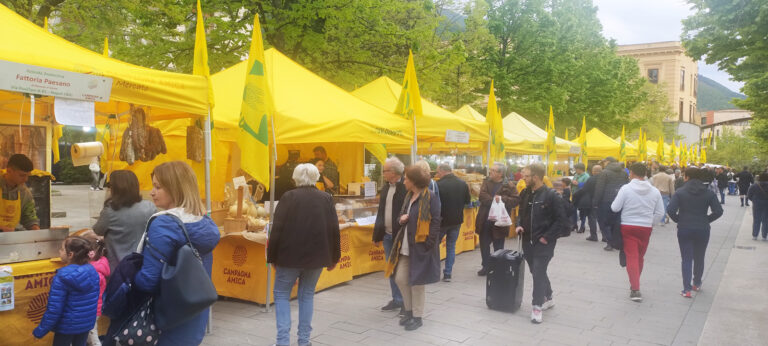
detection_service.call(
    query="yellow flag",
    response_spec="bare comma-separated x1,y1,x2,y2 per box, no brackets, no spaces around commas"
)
52,125,63,163
365,144,388,165
193,0,215,109
579,116,587,163
701,147,707,163
564,128,569,142
394,50,423,120
619,126,626,165
238,14,274,190
671,140,677,164
486,80,505,163
103,37,109,57
43,17,48,31
546,106,557,177
657,135,664,163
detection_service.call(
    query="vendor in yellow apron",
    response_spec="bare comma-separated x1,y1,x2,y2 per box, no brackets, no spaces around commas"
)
0,194,21,230
1,154,40,232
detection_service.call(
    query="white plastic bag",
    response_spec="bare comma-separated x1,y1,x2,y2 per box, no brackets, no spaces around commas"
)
488,199,513,227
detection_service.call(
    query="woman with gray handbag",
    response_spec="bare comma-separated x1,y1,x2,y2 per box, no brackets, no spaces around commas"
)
133,161,220,345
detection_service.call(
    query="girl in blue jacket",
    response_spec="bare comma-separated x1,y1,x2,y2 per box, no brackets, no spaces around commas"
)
33,236,100,346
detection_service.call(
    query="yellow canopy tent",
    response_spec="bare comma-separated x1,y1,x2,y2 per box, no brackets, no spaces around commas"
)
352,77,488,155
502,112,578,155
586,128,639,160
210,49,413,193
455,105,527,153
0,4,210,192
454,105,485,122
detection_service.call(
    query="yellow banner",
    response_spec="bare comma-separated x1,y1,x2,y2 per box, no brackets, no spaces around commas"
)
546,106,557,177
394,50,423,120
238,14,273,190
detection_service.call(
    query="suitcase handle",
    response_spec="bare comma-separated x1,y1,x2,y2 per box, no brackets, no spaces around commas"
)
517,233,522,253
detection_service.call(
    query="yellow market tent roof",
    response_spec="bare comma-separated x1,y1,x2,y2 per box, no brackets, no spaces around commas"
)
352,77,489,143
0,4,209,121
211,49,412,145
502,112,577,155
454,105,486,122
586,128,639,160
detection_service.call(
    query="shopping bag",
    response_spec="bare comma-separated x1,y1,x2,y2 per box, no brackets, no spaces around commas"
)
493,200,513,227
488,199,504,221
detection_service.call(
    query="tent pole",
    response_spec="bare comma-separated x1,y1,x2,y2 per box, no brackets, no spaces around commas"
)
204,107,212,334
265,115,277,313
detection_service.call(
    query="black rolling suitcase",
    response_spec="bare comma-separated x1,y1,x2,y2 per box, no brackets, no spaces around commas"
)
486,237,525,312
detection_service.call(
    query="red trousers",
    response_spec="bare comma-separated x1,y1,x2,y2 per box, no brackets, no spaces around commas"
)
621,225,653,290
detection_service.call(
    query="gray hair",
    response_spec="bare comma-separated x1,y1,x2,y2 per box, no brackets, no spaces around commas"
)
493,163,506,175
437,162,452,172
384,157,405,175
293,163,320,187
415,160,431,176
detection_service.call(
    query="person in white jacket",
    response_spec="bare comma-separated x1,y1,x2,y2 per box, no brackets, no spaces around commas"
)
611,163,665,302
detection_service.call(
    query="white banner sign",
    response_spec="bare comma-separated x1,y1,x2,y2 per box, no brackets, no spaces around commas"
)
445,129,470,144
54,98,95,127
0,60,112,102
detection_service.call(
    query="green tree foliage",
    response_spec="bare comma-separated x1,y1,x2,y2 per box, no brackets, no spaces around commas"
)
625,82,674,139
484,0,645,136
4,0,658,136
682,0,768,122
708,128,767,171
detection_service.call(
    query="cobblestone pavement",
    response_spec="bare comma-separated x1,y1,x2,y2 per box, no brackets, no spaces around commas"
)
202,195,749,346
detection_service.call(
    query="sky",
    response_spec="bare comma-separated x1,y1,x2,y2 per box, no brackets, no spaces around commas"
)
592,0,745,93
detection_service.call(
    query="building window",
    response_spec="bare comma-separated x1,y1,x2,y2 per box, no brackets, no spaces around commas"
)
701,116,707,125
680,69,685,91
694,76,698,97
679,100,684,121
648,69,659,84
689,104,694,123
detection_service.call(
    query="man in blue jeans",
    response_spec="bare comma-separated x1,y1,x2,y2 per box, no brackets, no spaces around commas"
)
372,157,407,313
667,167,723,298
435,163,471,281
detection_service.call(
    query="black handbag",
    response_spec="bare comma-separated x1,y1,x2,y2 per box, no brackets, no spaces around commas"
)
113,298,161,346
145,214,218,330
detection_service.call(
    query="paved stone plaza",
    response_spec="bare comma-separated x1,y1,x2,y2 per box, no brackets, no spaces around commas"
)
198,197,760,346
49,185,765,345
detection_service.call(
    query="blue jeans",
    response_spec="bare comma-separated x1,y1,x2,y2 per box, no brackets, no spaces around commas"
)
382,233,403,303
753,200,768,239
439,225,461,275
274,267,323,346
719,188,726,204
597,203,619,244
728,182,736,195
661,195,670,223
677,228,710,292
53,332,87,346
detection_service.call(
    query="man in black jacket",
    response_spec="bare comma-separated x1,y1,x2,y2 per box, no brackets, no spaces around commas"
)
574,165,602,241
516,163,568,324
667,167,723,297
373,157,407,312
736,166,754,207
593,157,629,251
715,167,728,204
435,163,471,282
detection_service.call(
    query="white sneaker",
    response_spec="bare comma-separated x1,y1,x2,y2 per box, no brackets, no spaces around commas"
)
542,298,555,310
531,305,543,324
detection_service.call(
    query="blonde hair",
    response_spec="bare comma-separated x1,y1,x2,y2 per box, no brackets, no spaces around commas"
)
151,161,206,216
415,160,432,177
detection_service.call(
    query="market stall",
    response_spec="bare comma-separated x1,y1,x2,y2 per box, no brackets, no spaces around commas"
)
207,49,436,303
0,5,213,344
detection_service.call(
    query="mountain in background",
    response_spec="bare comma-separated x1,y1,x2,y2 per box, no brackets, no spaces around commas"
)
697,74,746,112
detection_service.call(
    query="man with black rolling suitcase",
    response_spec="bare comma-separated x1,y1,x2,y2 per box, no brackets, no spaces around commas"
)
515,163,569,324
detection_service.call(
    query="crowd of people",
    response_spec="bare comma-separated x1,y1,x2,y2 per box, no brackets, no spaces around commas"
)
26,152,768,346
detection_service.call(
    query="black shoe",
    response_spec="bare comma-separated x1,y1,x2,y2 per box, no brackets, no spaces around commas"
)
443,273,452,282
586,236,598,241
381,300,401,311
405,317,423,331
577,225,585,233
602,238,608,243
399,311,413,326
398,307,406,316
746,203,750,206
603,245,614,251
477,268,488,276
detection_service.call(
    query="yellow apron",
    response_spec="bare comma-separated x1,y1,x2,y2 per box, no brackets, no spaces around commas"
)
315,181,326,191
0,191,21,229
